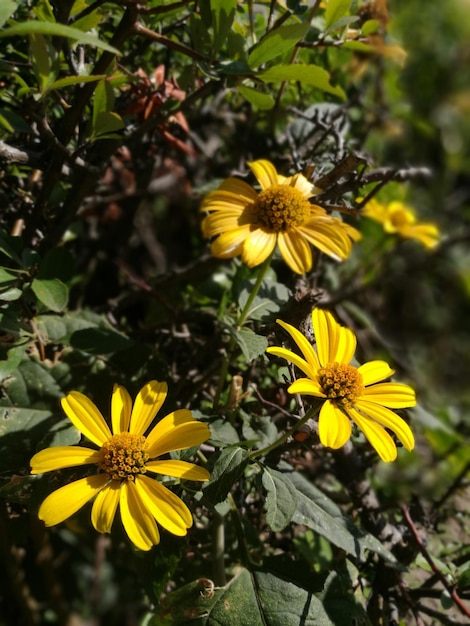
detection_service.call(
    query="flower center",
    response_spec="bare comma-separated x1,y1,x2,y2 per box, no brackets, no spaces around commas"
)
254,185,310,232
318,362,364,408
99,433,149,481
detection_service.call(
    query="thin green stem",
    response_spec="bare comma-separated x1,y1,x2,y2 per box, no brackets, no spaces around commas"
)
250,401,323,460
212,253,274,410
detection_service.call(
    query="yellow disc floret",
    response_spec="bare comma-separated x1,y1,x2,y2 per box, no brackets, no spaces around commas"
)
99,433,149,481
318,362,364,408
255,185,311,232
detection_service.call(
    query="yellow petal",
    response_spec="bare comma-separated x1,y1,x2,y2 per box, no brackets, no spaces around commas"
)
135,475,192,536
284,172,318,197
61,392,112,447
129,380,168,437
38,474,108,527
145,459,210,481
312,309,356,366
30,446,101,474
401,224,439,249
247,159,279,190
218,177,258,201
298,218,354,260
91,481,120,533
277,230,312,274
354,400,415,451
202,190,251,211
210,226,251,258
358,361,395,386
266,346,317,380
146,410,210,458
288,377,325,398
120,480,160,551
347,407,397,462
241,229,277,267
274,319,320,371
202,209,247,237
361,382,416,408
111,384,132,435
318,401,352,449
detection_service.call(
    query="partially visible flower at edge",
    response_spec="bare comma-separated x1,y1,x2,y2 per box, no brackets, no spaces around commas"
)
266,309,416,462
362,198,440,249
30,381,211,551
200,159,361,274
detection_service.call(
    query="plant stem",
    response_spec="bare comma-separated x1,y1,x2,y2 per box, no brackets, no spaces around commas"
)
212,253,274,410
250,401,323,460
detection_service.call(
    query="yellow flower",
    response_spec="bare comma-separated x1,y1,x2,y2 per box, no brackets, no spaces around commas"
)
30,381,211,551
362,199,439,249
266,309,416,462
200,159,360,274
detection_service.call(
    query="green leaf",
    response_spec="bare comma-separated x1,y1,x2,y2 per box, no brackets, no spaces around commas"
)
241,411,278,450
155,567,371,625
202,447,250,506
43,73,106,96
69,327,131,355
324,15,358,35
258,64,346,99
0,21,121,55
92,111,125,138
324,0,351,30
0,266,19,286
29,32,53,93
287,469,398,564
262,466,297,532
210,0,237,54
0,286,22,301
0,228,22,264
0,0,17,29
93,79,115,126
31,277,68,312
229,326,269,362
248,21,310,68
237,85,275,110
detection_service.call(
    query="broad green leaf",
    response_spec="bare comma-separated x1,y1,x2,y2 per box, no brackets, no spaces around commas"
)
202,447,250,505
0,0,17,29
288,469,398,564
0,285,22,301
248,21,310,68
0,21,121,55
189,13,212,56
31,277,69,312
241,410,278,450
1,357,65,407
258,64,345,99
262,466,297,531
361,19,380,36
207,416,240,445
0,268,18,284
93,79,115,127
210,0,237,54
230,326,269,362
237,85,275,110
324,0,351,30
36,247,75,284
69,327,131,354
155,567,371,625
92,111,124,138
0,343,28,382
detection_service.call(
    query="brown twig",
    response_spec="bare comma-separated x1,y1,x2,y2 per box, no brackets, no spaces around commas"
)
400,504,470,619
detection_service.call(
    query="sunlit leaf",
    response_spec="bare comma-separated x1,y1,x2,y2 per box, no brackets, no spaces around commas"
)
258,64,346,99
0,20,121,55
248,21,310,68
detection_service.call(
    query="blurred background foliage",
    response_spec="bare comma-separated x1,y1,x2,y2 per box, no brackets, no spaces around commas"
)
0,0,469,624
